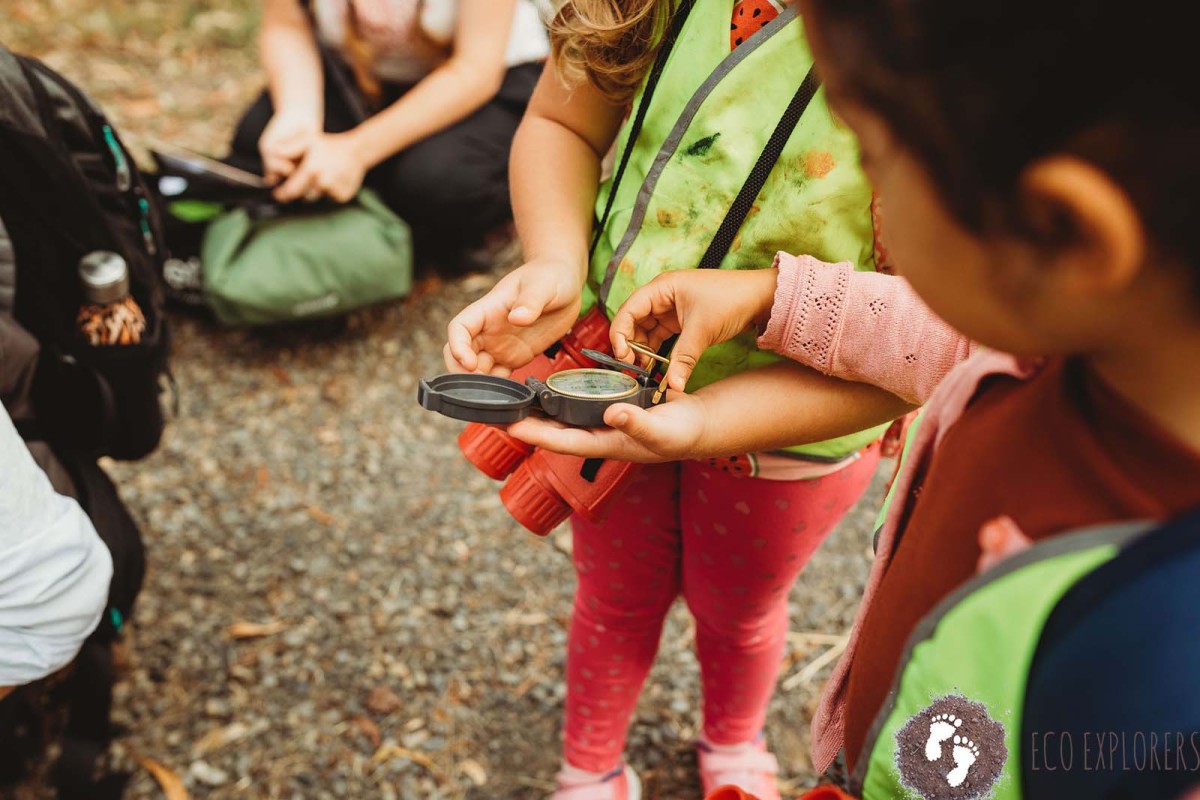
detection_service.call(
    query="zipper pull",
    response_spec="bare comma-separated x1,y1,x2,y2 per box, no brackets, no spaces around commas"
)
102,124,132,192
138,197,157,255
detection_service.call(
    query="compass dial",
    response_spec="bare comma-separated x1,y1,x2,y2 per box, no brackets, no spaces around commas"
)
545,368,639,400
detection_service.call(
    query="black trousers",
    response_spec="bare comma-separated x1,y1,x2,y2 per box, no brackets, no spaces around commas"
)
230,62,540,267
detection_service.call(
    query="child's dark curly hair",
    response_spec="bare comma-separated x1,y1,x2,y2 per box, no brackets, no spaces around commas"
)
806,0,1200,294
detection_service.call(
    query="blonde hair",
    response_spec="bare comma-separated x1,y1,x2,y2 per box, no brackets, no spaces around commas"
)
549,0,675,104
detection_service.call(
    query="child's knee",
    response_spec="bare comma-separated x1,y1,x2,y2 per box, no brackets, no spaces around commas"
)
687,590,790,650
573,578,678,632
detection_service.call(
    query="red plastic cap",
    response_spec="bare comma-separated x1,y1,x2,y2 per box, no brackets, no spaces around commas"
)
799,786,857,800
458,423,534,480
704,788,759,800
500,458,572,535
567,307,614,352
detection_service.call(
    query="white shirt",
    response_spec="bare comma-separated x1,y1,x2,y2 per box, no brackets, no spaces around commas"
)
0,406,111,686
314,0,550,84
419,0,550,71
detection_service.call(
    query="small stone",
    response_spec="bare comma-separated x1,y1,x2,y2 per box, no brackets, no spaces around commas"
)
366,685,403,715
204,698,232,718
190,760,230,786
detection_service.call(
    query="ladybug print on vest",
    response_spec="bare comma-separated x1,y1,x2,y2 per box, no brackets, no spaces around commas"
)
730,0,785,49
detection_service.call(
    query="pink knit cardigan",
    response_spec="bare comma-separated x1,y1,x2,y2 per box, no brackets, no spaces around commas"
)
758,253,1033,772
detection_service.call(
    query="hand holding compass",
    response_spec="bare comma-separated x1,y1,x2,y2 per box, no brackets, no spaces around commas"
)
504,384,707,463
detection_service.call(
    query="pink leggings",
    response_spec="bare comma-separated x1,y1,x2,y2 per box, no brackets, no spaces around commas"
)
563,449,881,772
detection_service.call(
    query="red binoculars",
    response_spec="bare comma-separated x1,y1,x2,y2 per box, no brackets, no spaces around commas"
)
456,308,641,535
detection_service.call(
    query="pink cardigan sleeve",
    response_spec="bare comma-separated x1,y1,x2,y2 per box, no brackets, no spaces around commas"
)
757,253,975,405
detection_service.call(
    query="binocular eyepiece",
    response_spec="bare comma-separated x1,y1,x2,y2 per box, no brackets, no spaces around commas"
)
457,308,640,535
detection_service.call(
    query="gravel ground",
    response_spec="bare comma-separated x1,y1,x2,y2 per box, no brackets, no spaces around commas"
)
3,6,888,798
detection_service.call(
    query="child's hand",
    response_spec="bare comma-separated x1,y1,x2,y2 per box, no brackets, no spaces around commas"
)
506,391,708,463
445,257,586,376
611,268,779,391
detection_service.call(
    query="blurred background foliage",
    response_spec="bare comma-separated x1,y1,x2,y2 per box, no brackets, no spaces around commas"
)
1,0,262,155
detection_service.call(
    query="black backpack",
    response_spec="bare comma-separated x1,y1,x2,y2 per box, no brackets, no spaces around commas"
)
0,43,156,799
0,43,171,460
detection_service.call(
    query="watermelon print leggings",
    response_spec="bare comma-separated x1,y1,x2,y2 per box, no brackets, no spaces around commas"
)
562,446,882,772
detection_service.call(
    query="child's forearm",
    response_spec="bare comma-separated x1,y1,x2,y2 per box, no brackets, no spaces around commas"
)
761,254,975,405
688,361,916,458
349,0,516,169
349,58,505,169
260,0,324,126
510,66,625,275
510,117,601,273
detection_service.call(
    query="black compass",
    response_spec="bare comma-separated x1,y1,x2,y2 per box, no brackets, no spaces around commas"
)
418,348,666,427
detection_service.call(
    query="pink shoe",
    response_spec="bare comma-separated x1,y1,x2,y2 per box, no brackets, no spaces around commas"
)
552,763,642,800
697,735,781,800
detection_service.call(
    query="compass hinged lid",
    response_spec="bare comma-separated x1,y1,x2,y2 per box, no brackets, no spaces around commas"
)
418,374,536,424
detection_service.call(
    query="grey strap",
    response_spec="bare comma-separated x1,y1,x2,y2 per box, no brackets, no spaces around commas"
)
596,4,801,310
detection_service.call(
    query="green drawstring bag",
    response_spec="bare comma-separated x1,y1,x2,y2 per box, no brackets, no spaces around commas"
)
200,188,412,327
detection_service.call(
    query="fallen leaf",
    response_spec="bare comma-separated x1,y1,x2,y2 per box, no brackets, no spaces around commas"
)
507,611,549,626
411,276,443,297
350,715,382,748
307,506,335,526
370,744,435,771
321,378,351,408
121,97,162,119
254,465,270,491
227,620,288,640
192,720,266,757
366,685,402,715
513,674,540,698
140,758,189,800
458,758,488,786
459,273,496,293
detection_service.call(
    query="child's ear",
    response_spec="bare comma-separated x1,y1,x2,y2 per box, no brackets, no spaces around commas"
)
1018,156,1146,295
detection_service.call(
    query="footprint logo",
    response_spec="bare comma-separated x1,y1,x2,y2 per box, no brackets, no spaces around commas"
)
925,713,962,761
947,736,980,788
895,694,1007,799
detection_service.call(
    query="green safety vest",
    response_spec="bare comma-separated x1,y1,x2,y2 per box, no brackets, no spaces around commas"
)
585,0,887,461
849,520,1153,799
